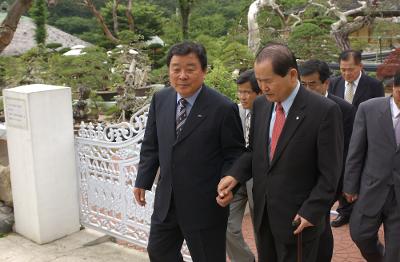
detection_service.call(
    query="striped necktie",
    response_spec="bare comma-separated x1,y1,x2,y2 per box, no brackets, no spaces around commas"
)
345,82,355,104
245,111,251,147
176,98,188,137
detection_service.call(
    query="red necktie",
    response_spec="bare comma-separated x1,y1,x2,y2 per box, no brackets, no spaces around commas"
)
270,102,286,160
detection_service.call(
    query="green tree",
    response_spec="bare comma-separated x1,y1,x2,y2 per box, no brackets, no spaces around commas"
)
219,41,254,72
288,23,339,61
53,16,98,35
101,0,165,40
178,0,195,40
30,0,48,45
205,60,237,101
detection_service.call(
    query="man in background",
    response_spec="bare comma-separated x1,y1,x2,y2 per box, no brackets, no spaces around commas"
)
343,72,400,261
328,49,384,227
226,69,261,262
299,59,355,262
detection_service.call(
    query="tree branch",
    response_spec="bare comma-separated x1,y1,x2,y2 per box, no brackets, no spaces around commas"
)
0,0,33,53
82,0,119,43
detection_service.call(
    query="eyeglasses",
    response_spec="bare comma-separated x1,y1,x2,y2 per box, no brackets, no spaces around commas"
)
301,81,321,88
237,90,254,97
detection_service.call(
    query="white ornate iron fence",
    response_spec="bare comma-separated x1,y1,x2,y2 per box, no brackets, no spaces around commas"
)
75,104,191,261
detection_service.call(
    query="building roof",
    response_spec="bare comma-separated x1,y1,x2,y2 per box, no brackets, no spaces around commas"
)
0,13,92,56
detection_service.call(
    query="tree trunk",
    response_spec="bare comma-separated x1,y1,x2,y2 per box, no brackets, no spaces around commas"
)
178,0,193,40
0,0,33,53
126,0,134,31
83,0,119,43
331,16,373,51
112,0,119,35
332,31,351,51
248,0,261,55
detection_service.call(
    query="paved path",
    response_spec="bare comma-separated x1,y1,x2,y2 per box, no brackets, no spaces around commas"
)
242,212,384,262
0,228,149,262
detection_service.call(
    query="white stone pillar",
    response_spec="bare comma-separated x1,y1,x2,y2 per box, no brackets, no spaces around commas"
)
3,84,80,244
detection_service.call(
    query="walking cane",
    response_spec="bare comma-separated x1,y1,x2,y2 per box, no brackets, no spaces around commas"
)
292,219,302,262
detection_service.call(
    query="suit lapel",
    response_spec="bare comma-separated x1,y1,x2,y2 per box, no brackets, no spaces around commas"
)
352,74,366,106
162,88,178,145
269,87,306,169
378,97,397,148
174,86,208,145
260,98,273,163
337,78,345,99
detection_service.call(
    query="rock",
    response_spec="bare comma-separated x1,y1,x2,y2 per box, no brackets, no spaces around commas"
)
0,210,14,234
0,206,12,214
0,165,12,206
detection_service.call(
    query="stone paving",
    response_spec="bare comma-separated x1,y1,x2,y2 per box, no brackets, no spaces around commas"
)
241,211,384,262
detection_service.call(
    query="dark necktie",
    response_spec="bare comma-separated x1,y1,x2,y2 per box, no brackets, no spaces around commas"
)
176,98,188,137
270,102,286,160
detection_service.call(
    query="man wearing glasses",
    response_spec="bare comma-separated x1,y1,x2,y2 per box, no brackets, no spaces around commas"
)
226,69,261,262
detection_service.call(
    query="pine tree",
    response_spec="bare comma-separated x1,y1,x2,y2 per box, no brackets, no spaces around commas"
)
30,0,48,45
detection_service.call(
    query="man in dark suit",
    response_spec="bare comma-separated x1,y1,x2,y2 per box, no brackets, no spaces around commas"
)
328,49,385,227
134,42,245,262
343,72,400,262
217,43,343,262
299,59,355,262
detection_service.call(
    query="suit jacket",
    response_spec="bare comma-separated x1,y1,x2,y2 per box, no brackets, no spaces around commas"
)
328,73,384,109
135,85,245,231
343,97,400,217
228,86,344,244
327,94,355,170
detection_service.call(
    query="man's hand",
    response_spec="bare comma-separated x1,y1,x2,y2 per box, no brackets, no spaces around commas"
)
216,176,238,207
216,191,233,207
133,187,146,206
293,214,314,235
343,192,358,203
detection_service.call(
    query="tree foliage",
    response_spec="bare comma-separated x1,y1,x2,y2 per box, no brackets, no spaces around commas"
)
30,0,48,45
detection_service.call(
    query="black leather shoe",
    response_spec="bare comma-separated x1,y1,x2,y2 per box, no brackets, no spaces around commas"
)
331,215,349,227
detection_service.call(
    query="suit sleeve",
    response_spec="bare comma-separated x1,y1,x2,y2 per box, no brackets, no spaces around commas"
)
135,94,160,190
225,100,258,184
343,104,368,195
343,104,356,159
298,103,344,225
220,103,246,177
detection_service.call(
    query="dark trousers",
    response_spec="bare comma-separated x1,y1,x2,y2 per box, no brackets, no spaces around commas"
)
147,202,227,262
316,213,334,262
336,194,354,217
350,187,400,262
256,207,319,262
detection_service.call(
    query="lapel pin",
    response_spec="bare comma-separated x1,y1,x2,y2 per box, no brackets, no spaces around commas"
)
296,116,299,120
197,114,203,117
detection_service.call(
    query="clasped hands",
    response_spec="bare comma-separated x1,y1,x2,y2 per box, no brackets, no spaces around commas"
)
216,176,314,234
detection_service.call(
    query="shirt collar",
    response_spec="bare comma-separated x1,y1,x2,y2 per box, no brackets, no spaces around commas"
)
390,96,400,118
345,71,362,87
279,81,300,115
176,85,203,107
